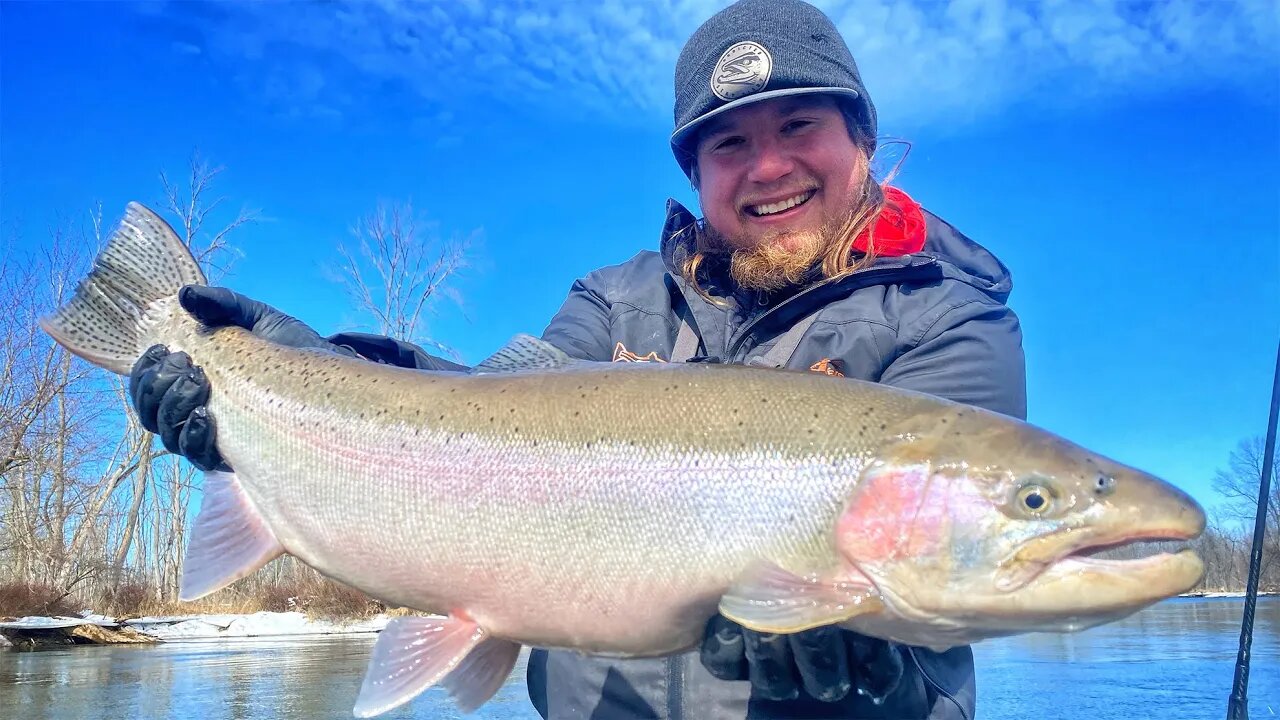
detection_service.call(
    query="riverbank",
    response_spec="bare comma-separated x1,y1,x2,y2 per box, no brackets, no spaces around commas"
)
0,610,391,649
1180,590,1279,598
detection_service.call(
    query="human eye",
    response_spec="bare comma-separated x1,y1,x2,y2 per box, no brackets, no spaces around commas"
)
706,135,745,153
782,118,817,134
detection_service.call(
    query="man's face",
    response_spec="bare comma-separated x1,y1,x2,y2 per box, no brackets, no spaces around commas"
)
694,95,867,258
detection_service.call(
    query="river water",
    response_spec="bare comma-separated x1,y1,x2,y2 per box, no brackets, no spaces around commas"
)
2,597,1276,719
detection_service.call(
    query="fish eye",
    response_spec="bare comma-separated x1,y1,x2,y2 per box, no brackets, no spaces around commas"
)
1016,484,1052,515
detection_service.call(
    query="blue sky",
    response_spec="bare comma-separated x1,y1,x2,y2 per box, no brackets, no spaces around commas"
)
2,0,1277,515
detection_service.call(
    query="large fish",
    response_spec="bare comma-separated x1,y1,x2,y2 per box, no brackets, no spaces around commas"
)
43,203,1205,716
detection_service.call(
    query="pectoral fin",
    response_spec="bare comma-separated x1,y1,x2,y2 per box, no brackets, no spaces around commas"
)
180,471,283,601
720,562,882,634
353,615,521,718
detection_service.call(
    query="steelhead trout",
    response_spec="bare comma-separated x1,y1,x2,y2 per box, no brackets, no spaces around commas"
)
43,203,1205,717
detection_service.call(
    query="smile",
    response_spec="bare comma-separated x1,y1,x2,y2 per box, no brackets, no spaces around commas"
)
746,190,816,217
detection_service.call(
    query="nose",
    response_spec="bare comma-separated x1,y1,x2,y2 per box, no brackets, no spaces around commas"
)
746,137,794,185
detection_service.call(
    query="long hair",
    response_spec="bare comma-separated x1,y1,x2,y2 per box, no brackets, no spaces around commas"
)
678,103,899,301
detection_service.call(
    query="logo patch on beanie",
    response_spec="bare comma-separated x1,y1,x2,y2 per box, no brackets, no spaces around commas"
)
711,42,772,101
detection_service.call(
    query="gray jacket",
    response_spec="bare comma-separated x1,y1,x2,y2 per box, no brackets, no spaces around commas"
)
333,198,1025,720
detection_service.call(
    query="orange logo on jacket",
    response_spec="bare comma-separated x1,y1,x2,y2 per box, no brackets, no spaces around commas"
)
612,342,667,363
810,358,845,377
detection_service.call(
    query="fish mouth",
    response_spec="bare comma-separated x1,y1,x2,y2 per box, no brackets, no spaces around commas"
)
995,521,1205,621
1018,546,1205,624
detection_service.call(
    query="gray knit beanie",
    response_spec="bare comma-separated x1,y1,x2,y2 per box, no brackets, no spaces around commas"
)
671,0,877,176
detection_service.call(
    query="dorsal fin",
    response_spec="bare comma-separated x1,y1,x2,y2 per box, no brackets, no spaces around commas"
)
473,334,576,374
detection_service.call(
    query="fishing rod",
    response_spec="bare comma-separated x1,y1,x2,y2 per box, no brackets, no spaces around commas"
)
1225,338,1279,720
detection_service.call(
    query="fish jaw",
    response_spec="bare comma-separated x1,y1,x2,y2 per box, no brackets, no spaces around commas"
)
1004,548,1204,629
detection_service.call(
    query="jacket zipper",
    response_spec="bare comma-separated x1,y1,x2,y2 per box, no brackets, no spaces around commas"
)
726,258,940,361
666,654,685,719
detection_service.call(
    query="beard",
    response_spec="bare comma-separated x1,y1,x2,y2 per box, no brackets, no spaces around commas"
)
701,213,851,292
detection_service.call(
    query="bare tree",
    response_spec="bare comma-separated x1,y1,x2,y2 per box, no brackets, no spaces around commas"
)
0,153,257,613
0,221,124,591
1211,436,1279,589
335,201,474,356
160,150,259,279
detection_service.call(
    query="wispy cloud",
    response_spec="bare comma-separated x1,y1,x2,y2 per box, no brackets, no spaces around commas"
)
160,0,1279,133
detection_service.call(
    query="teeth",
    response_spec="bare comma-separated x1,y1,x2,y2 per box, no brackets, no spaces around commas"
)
749,190,814,217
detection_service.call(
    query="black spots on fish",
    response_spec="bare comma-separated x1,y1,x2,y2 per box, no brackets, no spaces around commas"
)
879,423,886,431
508,408,515,414
813,412,819,420
573,410,581,417
438,414,446,421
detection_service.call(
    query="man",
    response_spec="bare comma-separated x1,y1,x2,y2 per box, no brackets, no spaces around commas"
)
131,0,1024,717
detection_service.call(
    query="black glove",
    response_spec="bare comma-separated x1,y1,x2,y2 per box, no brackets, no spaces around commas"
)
700,616,903,703
129,285,351,471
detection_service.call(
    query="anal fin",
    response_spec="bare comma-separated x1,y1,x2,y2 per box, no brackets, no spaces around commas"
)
720,562,882,634
353,614,521,717
180,471,284,601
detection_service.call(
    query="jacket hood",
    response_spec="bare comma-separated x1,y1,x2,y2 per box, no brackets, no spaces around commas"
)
658,197,1013,304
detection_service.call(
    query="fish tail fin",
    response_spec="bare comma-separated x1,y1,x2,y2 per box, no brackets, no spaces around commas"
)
39,202,207,375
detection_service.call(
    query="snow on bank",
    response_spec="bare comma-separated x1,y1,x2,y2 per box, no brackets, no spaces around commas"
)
0,615,118,630
0,611,390,645
125,611,389,640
